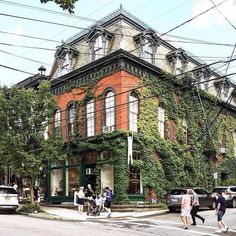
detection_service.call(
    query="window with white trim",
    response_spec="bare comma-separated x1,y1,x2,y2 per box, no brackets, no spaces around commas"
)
104,91,115,131
129,92,138,132
67,103,76,140
143,39,153,64
182,118,188,144
53,109,61,133
86,100,95,137
158,105,165,138
94,35,103,60
233,131,236,155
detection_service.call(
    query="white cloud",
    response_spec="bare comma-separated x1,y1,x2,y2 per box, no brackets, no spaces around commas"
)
190,0,236,28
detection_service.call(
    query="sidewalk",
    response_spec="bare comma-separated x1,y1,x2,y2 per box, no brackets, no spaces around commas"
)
22,206,168,221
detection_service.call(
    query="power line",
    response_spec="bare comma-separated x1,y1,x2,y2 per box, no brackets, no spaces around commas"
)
0,42,56,51
0,12,89,31
0,49,52,66
0,64,35,75
130,0,227,53
0,0,98,23
0,30,60,43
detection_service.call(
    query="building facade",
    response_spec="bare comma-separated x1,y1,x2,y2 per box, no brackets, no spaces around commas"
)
19,7,236,203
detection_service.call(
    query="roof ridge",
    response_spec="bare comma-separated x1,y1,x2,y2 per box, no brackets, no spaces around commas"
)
65,7,157,45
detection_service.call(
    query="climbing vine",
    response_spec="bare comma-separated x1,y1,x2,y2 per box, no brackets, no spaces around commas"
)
68,72,235,203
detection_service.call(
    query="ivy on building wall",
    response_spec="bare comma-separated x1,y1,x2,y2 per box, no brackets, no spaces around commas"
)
68,72,235,203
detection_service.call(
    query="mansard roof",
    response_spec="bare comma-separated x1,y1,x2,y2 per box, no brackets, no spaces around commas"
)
66,5,156,45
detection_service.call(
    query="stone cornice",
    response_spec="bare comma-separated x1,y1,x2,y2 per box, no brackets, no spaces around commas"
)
51,49,164,95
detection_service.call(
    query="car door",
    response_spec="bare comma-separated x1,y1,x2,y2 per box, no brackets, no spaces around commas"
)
194,188,211,208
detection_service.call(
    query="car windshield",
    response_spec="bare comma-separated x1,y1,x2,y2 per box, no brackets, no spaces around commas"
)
169,189,186,195
0,187,17,194
212,188,227,193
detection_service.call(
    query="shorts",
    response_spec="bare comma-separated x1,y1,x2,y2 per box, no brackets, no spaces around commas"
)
217,211,225,221
104,200,111,208
180,209,190,217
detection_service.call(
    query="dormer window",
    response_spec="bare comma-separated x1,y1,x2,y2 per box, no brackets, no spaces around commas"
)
167,49,188,76
214,79,230,99
86,25,114,62
54,44,78,78
94,35,103,60
134,29,159,65
195,66,211,91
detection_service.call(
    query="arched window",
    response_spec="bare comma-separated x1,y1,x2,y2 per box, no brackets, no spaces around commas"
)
158,104,165,138
86,100,95,137
129,91,139,132
67,103,76,140
103,90,115,132
53,109,61,133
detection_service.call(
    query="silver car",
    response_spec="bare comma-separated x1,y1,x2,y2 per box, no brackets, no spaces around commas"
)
166,187,214,212
0,186,19,213
211,186,236,208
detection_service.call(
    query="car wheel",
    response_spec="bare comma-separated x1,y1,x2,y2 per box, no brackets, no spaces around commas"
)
168,207,176,213
210,200,217,210
232,198,236,208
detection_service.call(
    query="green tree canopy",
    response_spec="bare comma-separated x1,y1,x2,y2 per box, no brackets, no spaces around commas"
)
0,81,66,203
40,0,79,13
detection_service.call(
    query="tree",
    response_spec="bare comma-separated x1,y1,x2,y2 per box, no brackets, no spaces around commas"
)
40,0,79,14
0,81,66,204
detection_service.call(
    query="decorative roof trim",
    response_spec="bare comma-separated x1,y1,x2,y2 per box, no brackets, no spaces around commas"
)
65,7,156,45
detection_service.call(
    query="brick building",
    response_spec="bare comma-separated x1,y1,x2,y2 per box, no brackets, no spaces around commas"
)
18,7,236,203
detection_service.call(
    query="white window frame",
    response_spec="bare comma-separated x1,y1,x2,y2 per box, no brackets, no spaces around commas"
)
68,104,75,137
54,109,61,129
129,92,138,132
175,58,184,75
104,91,115,131
143,39,153,64
86,100,95,137
94,35,103,60
233,131,236,156
182,118,188,143
158,106,165,138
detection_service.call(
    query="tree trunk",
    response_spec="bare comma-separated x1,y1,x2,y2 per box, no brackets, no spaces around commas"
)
30,183,35,205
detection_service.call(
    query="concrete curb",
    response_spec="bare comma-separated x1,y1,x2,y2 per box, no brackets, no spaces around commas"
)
18,208,168,221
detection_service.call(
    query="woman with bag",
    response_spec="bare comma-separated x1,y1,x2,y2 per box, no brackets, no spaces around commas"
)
74,187,85,213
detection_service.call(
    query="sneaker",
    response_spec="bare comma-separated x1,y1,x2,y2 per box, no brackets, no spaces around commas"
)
224,227,229,233
215,229,222,233
107,213,111,218
191,223,196,226
183,225,189,229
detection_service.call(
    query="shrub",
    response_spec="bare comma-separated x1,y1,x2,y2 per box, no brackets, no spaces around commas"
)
19,204,44,213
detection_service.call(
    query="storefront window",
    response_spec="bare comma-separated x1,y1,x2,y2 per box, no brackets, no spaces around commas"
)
65,167,80,196
51,169,63,196
66,156,80,165
51,160,64,168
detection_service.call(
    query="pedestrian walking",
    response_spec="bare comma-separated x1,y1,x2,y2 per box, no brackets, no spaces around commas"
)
33,186,40,205
85,184,94,214
180,189,191,229
189,189,205,225
104,187,112,218
77,186,85,213
215,191,229,233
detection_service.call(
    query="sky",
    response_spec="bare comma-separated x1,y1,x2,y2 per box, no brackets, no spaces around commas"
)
1,0,236,87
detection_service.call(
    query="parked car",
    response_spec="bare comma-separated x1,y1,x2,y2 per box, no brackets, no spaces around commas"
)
0,186,19,213
210,186,236,208
166,187,214,212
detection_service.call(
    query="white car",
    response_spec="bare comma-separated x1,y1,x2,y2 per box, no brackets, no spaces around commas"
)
0,186,19,213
